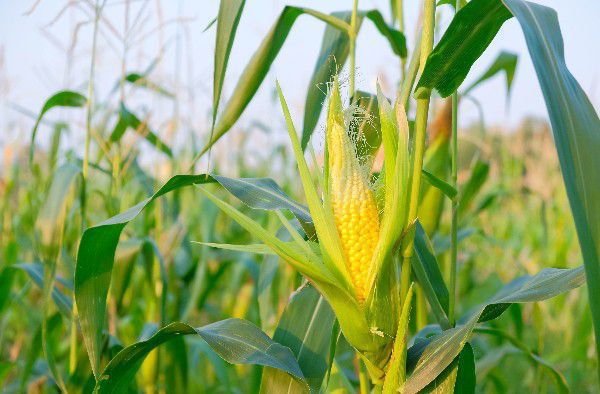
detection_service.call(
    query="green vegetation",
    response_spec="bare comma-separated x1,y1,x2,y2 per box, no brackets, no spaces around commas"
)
0,0,598,392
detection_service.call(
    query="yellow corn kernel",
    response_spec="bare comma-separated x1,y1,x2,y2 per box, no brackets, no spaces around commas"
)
328,121,380,302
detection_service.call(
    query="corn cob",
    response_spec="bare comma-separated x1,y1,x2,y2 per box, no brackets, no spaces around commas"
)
328,120,380,302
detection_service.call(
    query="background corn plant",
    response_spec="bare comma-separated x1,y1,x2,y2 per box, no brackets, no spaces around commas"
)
0,0,598,392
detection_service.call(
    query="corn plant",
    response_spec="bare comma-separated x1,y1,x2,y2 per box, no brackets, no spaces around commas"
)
1,0,599,392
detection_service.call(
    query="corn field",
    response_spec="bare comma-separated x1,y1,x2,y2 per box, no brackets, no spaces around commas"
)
0,0,599,393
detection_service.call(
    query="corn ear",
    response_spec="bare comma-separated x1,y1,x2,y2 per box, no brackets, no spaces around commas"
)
367,92,411,296
327,80,381,302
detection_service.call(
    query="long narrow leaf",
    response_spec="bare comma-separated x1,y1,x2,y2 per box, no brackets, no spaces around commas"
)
29,90,86,163
260,285,335,393
404,265,585,393
414,0,512,98
502,0,600,380
301,12,355,149
213,0,246,127
96,319,305,393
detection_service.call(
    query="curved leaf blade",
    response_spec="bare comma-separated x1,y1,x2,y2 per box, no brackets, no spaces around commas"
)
75,173,314,377
301,12,354,149
124,72,174,97
421,169,457,199
405,265,585,393
260,285,335,393
463,50,518,95
454,342,475,394
75,174,214,377
109,103,173,157
502,0,600,380
30,90,87,163
96,319,305,393
363,10,407,58
414,0,512,98
212,175,312,229
202,6,347,156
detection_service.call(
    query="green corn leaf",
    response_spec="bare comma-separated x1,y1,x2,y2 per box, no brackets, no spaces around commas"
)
199,7,349,156
404,265,585,393
362,10,407,58
414,0,513,98
212,175,314,236
502,0,600,380
421,360,459,394
454,342,476,394
19,321,43,391
0,268,14,314
29,90,87,163
109,103,173,157
201,7,405,157
35,162,81,255
382,283,413,393
75,171,321,377
75,174,214,377
260,285,335,394
200,188,332,285
124,72,175,97
419,126,451,235
474,327,567,393
96,319,305,393
301,12,355,149
432,228,476,254
412,222,451,329
417,1,600,377
45,312,69,392
421,169,457,199
436,0,467,10
13,263,72,317
195,242,276,255
463,50,518,96
458,160,489,219
213,0,246,128
301,11,404,149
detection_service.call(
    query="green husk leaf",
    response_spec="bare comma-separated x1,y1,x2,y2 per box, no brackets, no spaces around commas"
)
382,283,414,393
277,80,351,291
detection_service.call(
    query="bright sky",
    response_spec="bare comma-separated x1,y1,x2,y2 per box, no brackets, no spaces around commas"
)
0,0,598,155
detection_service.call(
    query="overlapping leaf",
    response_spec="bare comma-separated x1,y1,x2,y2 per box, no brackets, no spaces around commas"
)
75,174,313,377
96,319,305,393
404,265,585,393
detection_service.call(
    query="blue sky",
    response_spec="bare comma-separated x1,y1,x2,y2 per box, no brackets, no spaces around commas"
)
0,0,598,153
